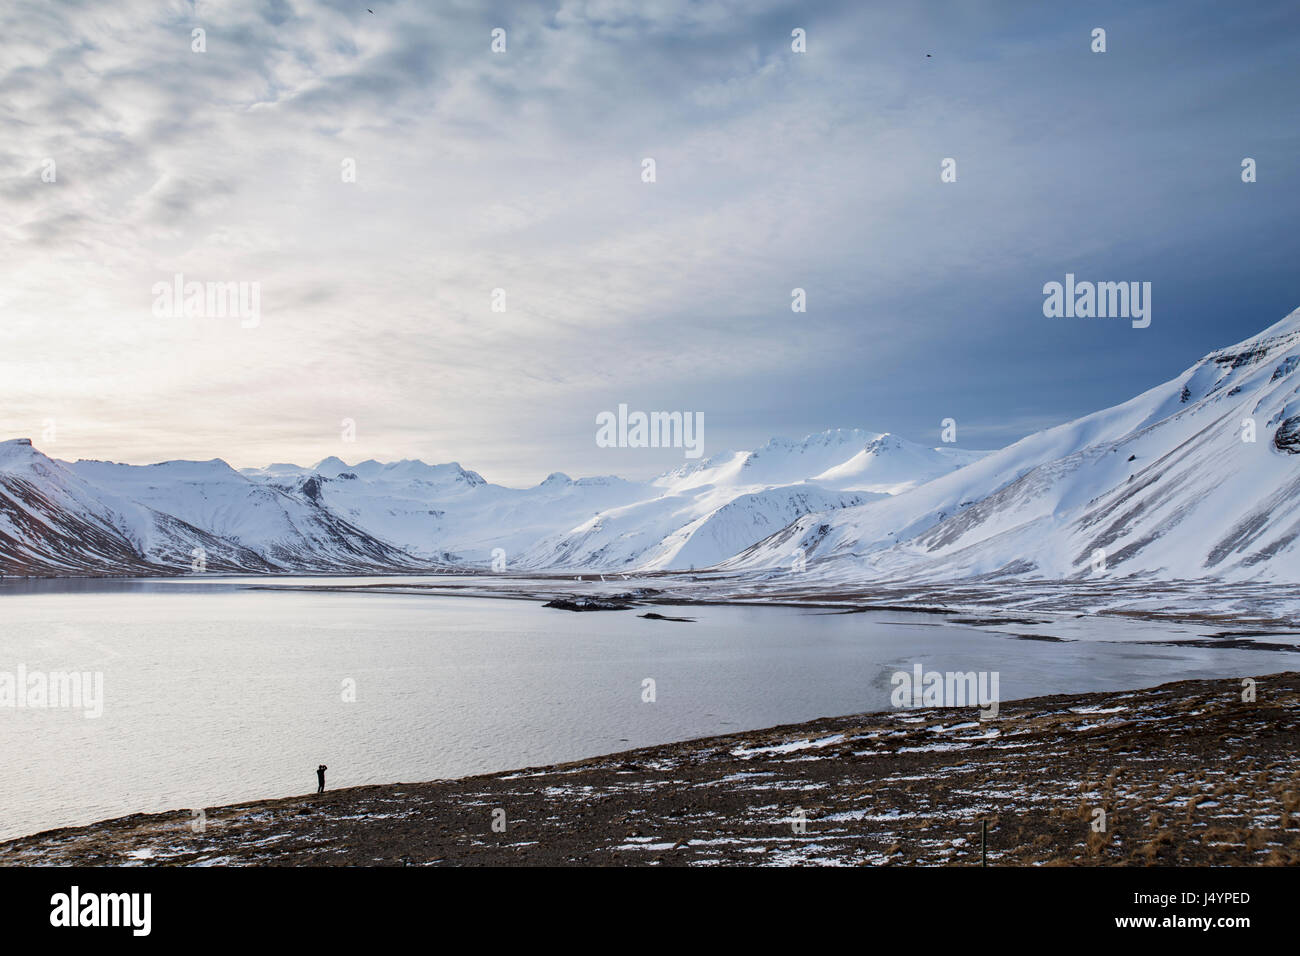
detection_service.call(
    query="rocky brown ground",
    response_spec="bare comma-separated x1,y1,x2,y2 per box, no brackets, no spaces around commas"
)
3,672,1298,867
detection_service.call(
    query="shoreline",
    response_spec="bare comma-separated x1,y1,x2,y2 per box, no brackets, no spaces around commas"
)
248,578,1300,640
4,671,1298,866
6,570,1300,631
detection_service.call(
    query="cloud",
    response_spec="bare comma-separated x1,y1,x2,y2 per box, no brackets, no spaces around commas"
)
0,0,1297,484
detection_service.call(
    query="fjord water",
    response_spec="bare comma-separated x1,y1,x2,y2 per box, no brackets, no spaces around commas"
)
1,576,1294,842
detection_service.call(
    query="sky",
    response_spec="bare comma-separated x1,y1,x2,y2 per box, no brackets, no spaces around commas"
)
2,0,1298,486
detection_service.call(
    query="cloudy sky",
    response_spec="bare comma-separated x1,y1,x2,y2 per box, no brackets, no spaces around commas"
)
2,0,1298,485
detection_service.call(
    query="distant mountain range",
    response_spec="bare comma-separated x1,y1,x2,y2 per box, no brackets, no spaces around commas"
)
0,426,981,576
4,307,1299,582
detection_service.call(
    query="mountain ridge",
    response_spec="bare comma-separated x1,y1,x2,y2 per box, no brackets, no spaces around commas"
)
0,428,972,575
724,306,1300,583
6,306,1298,581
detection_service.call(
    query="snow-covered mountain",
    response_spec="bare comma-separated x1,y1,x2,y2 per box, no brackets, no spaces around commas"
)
517,430,983,569
1,427,974,576
15,306,1297,582
0,441,431,575
726,307,1300,583
242,459,647,566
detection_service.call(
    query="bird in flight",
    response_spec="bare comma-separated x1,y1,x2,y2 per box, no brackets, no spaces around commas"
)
367,7,374,12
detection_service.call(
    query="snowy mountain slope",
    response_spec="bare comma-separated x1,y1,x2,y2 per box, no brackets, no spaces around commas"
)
725,307,1300,583
65,457,431,573
648,430,980,494
0,439,264,575
811,434,986,493
20,298,1300,584
0,440,168,575
258,466,651,564
515,430,984,570
518,484,883,571
1,427,981,575
0,440,429,575
239,429,976,570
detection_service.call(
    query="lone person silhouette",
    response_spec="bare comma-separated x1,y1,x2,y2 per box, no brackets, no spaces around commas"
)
316,764,328,793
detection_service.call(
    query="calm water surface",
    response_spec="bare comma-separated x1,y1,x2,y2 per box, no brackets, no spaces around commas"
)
0,576,1294,840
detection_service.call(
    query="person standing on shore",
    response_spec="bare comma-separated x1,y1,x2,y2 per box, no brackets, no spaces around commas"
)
316,764,328,793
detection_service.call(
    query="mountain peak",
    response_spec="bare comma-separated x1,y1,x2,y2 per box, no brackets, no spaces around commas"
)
752,428,880,453
0,438,41,472
1208,310,1300,364
864,433,902,450
312,456,351,476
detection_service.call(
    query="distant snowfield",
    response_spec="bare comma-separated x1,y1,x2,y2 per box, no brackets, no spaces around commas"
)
3,306,1300,586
